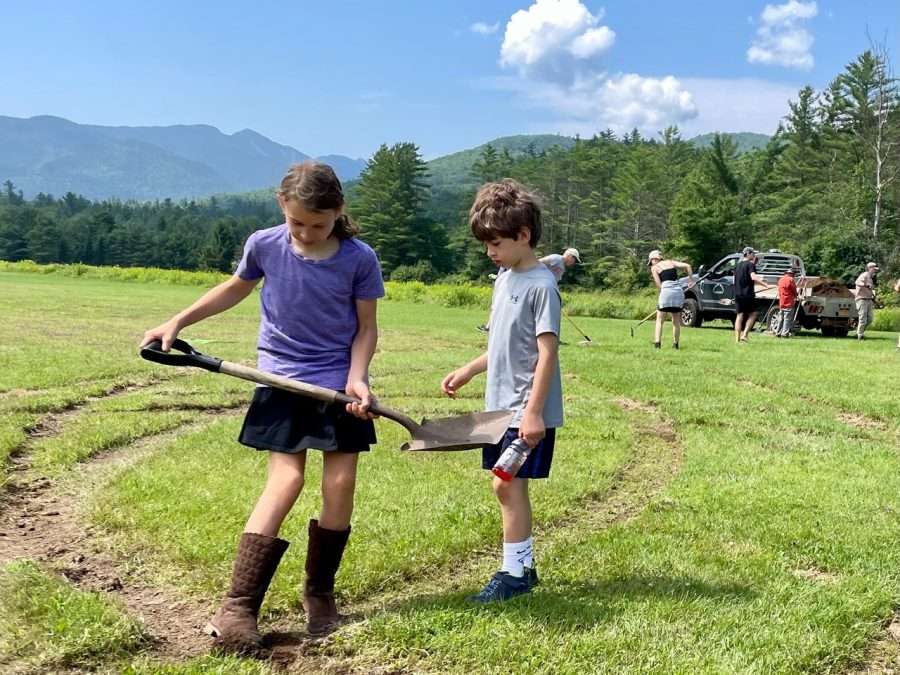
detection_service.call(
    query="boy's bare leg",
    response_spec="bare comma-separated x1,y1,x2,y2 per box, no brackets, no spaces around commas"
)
493,476,532,542
244,451,306,536
320,451,359,530
741,312,758,339
734,314,744,342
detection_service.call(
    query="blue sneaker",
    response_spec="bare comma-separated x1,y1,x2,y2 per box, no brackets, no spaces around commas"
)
469,571,531,603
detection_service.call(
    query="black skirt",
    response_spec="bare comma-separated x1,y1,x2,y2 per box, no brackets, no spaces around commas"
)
238,387,377,454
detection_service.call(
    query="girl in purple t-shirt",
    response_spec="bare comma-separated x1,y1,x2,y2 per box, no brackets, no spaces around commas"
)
141,161,385,653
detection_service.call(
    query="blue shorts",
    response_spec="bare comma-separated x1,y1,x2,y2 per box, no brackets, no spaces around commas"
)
482,428,556,479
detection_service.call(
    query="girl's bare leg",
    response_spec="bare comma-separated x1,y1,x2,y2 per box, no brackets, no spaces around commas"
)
319,451,360,530
654,311,665,344
244,451,307,537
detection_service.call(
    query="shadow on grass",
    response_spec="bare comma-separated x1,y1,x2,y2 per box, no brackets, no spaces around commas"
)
365,574,757,629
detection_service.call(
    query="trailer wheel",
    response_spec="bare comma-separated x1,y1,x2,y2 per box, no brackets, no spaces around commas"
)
765,306,780,334
681,298,702,327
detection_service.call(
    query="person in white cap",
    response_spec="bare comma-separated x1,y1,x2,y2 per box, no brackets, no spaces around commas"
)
648,250,694,349
540,247,581,284
854,262,879,340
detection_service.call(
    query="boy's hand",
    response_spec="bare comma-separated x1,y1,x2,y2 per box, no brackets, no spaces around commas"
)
441,368,472,398
345,379,377,420
140,319,181,351
519,411,546,448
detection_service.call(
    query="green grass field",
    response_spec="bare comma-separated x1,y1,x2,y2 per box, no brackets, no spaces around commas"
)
1,268,899,674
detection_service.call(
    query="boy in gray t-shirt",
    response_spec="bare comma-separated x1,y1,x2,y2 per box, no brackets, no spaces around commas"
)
442,179,563,603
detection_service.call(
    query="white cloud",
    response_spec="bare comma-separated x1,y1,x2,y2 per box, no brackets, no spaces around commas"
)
484,72,698,136
471,21,500,36
492,0,696,135
500,0,615,83
569,27,616,58
678,77,798,136
747,0,817,70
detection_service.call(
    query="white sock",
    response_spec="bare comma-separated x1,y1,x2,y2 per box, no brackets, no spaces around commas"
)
501,537,534,577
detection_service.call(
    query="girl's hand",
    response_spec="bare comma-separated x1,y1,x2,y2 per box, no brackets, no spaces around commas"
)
441,368,472,398
519,412,546,448
345,379,377,420
140,319,181,351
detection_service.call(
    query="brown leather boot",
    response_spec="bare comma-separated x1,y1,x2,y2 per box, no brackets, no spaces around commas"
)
205,532,289,654
302,519,350,636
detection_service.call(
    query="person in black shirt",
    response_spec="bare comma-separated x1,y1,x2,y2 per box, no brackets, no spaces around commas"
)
734,247,772,343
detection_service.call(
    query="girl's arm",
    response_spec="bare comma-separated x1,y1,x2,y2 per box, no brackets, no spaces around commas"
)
520,332,558,447
141,275,260,350
345,298,379,419
651,266,662,289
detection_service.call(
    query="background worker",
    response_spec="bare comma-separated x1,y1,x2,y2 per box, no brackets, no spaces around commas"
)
734,247,772,343
776,264,800,338
854,262,879,340
648,250,693,349
540,247,581,283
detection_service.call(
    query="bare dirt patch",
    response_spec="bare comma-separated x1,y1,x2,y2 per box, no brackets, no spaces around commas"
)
0,422,226,665
615,397,659,416
793,568,839,584
839,413,889,432
848,613,900,675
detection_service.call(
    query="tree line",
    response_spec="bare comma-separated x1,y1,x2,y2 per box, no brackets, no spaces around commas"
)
1,49,897,289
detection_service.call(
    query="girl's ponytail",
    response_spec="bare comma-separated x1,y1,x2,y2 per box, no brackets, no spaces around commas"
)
333,213,359,240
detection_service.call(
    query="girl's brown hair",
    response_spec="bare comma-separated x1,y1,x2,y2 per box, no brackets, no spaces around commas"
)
276,161,358,239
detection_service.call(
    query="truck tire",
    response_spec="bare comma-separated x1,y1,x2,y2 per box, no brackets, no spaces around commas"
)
821,326,835,337
682,298,702,327
833,328,849,338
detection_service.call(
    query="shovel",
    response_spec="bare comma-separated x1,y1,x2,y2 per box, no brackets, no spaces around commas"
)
139,339,513,452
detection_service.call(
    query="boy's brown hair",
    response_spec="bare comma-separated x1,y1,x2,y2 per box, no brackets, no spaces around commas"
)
277,161,359,239
469,179,543,248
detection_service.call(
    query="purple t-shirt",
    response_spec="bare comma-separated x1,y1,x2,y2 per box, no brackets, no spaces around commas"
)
236,224,385,389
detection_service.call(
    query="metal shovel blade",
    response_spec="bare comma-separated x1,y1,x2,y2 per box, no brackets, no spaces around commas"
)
401,409,515,452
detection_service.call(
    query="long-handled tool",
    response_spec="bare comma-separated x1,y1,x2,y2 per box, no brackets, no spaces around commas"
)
563,310,593,345
630,310,657,338
140,339,513,452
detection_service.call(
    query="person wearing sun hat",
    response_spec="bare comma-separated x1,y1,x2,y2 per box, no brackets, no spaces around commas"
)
648,249,694,349
540,247,581,283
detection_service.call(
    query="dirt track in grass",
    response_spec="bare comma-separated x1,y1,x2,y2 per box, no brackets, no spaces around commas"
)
1,388,685,673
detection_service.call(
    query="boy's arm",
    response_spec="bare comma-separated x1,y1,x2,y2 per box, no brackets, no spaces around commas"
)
141,275,260,350
441,352,488,398
346,298,379,419
520,332,558,447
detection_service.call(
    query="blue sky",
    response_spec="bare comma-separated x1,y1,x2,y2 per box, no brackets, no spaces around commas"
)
1,1,896,159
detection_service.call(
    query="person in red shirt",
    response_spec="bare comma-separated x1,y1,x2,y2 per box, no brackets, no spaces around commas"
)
776,265,800,337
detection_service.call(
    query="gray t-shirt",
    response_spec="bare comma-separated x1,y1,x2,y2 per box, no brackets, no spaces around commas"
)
486,263,564,428
541,254,565,282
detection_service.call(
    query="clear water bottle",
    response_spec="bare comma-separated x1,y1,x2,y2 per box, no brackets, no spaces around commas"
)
492,438,532,481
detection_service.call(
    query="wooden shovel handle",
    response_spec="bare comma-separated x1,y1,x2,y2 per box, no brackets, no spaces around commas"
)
219,361,416,428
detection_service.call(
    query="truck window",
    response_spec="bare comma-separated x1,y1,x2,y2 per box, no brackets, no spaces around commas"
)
711,258,737,278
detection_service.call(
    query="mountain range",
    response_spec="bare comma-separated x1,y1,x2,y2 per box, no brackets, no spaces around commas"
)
0,115,366,201
0,115,770,201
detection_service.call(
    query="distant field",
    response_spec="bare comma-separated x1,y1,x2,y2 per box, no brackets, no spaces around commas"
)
1,268,900,674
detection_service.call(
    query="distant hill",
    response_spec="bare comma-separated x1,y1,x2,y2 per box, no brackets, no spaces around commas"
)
0,115,365,200
688,132,771,153
426,134,577,190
